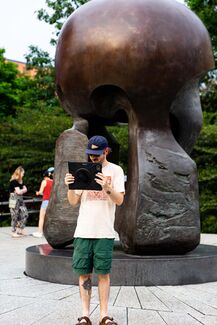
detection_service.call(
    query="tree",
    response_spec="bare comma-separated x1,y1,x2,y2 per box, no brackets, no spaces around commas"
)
0,44,72,226
0,104,72,227
0,105,72,200
0,46,57,118
0,44,71,200
37,0,89,45
185,0,217,232
0,49,30,118
185,0,217,66
24,45,58,108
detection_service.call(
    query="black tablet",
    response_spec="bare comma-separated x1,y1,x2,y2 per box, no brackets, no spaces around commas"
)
68,162,102,190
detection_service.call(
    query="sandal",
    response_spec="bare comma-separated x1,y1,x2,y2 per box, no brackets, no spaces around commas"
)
76,316,92,325
99,316,118,325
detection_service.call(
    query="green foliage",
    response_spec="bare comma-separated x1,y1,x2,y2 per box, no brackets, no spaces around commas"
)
0,45,71,213
37,0,89,44
107,125,128,174
192,110,217,232
24,46,58,108
0,49,30,117
185,0,217,62
184,0,217,232
200,80,217,113
0,47,57,119
0,105,72,202
25,45,54,68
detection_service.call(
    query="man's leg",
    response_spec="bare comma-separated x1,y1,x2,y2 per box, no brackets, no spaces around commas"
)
73,238,93,323
98,273,110,321
79,274,92,319
93,239,114,323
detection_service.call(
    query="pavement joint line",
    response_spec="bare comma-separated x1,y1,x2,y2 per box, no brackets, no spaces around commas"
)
168,294,208,315
157,288,207,316
57,294,75,301
206,304,217,311
149,287,206,317
156,310,168,324
112,285,122,306
115,305,141,310
90,303,99,316
147,287,170,310
140,307,172,312
0,293,37,298
167,290,217,313
28,286,78,298
134,286,143,309
187,312,205,325
58,292,79,300
29,310,54,325
0,300,36,316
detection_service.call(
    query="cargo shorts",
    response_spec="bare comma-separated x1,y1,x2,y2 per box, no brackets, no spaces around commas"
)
72,238,114,275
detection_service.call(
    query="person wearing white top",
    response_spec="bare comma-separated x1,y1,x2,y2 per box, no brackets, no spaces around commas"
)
65,135,125,325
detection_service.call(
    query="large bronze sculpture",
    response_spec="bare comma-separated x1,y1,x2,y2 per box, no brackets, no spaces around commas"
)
44,0,214,254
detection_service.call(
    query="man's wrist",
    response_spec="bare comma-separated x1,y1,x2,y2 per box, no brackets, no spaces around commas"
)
106,189,112,195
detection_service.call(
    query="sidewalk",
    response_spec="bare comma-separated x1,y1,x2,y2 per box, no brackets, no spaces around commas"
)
0,227,217,325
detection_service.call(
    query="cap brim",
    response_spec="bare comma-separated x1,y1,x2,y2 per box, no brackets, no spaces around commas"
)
85,149,104,155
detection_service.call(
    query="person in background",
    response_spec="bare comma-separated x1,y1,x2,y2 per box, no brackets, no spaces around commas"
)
9,166,28,238
47,166,54,179
32,169,53,238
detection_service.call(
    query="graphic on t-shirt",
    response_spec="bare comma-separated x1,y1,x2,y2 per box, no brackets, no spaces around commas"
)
86,176,112,201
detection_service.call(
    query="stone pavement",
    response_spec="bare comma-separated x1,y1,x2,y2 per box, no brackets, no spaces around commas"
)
1,227,217,325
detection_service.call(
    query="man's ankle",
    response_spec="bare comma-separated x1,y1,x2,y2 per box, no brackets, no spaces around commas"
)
81,315,90,323
100,314,108,321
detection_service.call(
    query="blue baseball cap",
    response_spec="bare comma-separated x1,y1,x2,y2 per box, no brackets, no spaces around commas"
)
85,135,108,155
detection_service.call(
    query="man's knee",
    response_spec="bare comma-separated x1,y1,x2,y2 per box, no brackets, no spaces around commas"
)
98,273,110,281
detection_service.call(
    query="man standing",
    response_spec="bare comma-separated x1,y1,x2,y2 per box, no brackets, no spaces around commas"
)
65,135,125,325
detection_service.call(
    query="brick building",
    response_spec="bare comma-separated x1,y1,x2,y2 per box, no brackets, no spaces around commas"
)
5,58,36,77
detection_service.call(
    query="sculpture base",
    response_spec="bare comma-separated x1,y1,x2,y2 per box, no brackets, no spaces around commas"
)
25,242,217,286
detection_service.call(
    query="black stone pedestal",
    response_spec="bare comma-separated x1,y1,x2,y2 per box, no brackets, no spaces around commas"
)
25,242,217,286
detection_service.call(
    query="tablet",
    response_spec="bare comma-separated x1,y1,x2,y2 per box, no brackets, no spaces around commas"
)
68,162,102,190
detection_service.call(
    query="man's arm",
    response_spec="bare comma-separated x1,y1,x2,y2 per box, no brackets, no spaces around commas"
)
65,173,81,206
105,189,124,206
67,189,81,206
95,172,125,206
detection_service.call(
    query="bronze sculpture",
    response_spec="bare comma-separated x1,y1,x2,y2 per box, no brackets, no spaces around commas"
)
44,0,214,254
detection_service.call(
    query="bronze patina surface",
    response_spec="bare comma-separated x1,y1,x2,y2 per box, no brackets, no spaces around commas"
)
46,0,214,253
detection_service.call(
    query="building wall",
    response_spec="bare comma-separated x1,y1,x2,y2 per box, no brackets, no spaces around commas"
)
5,58,36,77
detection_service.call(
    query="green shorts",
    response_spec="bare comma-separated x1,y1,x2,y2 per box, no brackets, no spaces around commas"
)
72,238,114,275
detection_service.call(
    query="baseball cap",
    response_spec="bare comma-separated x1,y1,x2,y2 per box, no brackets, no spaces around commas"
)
47,167,54,173
85,135,108,155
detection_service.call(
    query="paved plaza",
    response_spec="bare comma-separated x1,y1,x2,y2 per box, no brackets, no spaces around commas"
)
0,227,217,325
